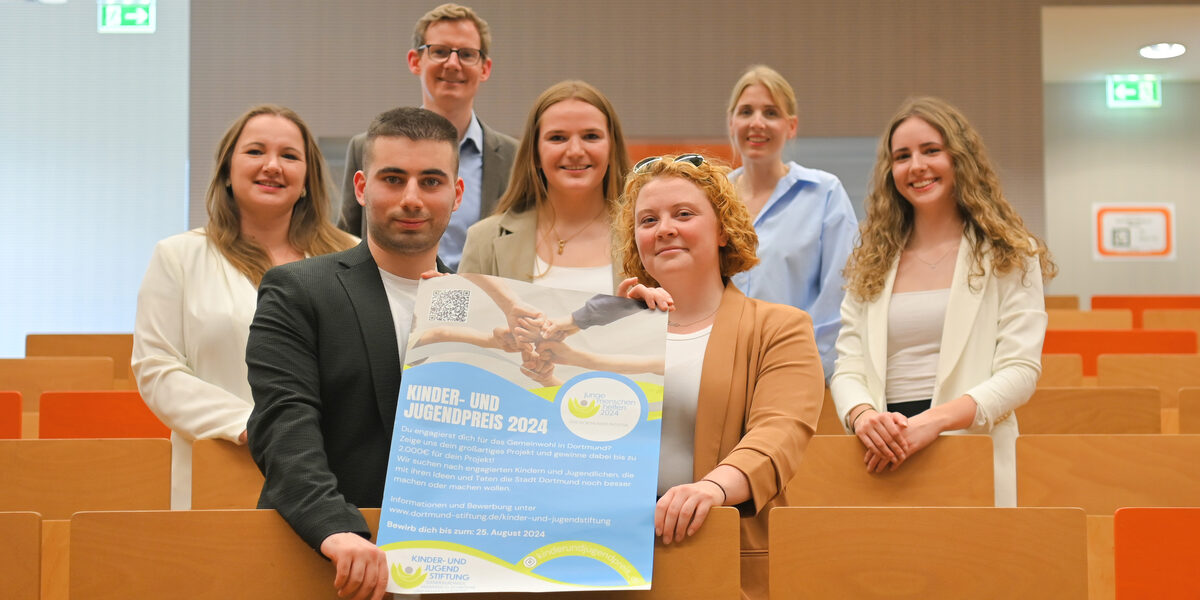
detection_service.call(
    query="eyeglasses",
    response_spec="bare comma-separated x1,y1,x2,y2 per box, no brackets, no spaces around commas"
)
632,153,706,174
417,44,485,65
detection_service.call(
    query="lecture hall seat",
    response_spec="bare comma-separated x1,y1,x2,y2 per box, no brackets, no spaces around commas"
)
0,511,39,600
37,390,169,439
25,333,136,389
1041,329,1196,376
1143,308,1200,347
1016,434,1200,515
1091,295,1200,328
0,438,170,600
0,356,113,438
1044,294,1080,310
190,438,265,509
626,140,735,164
1018,434,1200,600
1017,387,1160,434
0,391,21,439
787,435,993,507
769,507,1088,599
1097,354,1200,434
71,507,742,599
1114,507,1200,599
1180,388,1200,434
1038,354,1084,387
1046,309,1132,330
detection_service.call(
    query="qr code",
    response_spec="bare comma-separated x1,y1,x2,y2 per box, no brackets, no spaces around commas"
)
429,289,470,322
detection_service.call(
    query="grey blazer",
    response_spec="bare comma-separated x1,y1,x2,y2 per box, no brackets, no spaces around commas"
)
337,120,518,237
459,208,625,292
246,242,449,550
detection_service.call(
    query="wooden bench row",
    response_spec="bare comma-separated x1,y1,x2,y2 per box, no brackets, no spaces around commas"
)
6,434,1200,518
4,435,1200,599
6,506,1196,599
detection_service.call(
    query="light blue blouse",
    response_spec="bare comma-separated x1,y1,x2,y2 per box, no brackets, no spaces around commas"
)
729,161,858,381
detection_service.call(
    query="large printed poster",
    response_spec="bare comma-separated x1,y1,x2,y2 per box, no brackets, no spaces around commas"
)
378,274,666,594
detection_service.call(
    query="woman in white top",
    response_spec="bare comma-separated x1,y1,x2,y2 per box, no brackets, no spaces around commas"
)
830,97,1056,506
725,65,858,380
133,105,356,509
459,80,631,294
618,154,823,600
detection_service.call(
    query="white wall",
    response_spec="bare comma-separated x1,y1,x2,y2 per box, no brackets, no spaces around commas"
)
0,1,189,357
1043,81,1199,300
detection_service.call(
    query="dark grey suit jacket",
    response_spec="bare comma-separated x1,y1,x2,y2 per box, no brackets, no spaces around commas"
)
246,242,447,550
337,120,518,237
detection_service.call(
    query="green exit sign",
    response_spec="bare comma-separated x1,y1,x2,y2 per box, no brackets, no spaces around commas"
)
97,1,156,34
1106,74,1161,108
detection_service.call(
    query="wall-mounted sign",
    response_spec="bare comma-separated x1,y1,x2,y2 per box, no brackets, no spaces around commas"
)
1106,74,1161,108
1093,204,1174,261
97,0,155,34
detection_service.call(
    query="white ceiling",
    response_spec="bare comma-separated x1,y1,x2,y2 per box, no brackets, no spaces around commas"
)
1043,5,1200,83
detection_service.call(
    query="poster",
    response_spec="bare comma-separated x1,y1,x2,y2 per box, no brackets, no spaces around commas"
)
378,274,666,594
1093,203,1175,260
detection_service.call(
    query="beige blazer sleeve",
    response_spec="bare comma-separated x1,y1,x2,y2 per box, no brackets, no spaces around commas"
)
460,208,625,291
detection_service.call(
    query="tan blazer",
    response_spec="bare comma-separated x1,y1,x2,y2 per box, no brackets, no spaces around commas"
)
698,285,825,600
458,207,624,292
830,235,1047,506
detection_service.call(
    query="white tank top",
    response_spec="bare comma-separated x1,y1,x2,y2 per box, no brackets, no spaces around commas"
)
885,288,950,404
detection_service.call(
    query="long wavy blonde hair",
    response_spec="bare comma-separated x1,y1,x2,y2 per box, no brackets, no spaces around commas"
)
205,105,356,286
844,97,1056,301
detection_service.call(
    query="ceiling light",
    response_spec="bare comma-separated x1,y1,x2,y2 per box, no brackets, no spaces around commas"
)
1140,43,1186,60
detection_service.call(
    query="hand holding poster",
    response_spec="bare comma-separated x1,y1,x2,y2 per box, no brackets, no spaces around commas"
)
378,274,666,594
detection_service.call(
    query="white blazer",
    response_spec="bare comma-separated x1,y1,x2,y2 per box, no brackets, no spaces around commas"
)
830,235,1047,506
132,229,257,510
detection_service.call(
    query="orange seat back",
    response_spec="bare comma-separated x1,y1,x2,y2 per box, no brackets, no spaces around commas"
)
1042,330,1196,375
38,391,169,439
0,392,21,439
625,140,735,165
1114,507,1200,598
1091,295,1200,328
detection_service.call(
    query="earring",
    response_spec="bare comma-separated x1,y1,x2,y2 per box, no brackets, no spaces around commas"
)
300,187,307,199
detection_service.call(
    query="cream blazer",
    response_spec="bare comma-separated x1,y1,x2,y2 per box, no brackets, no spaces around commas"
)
132,229,258,510
459,208,624,292
830,235,1047,506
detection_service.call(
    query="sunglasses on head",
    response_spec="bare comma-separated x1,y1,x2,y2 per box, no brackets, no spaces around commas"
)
632,153,706,174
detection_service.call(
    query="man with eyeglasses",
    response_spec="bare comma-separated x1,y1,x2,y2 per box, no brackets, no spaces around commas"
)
338,3,517,271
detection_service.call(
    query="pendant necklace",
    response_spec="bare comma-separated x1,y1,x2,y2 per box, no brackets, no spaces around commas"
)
913,244,956,270
668,305,720,328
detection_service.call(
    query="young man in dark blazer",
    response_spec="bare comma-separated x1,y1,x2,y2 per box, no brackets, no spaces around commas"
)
248,107,461,600
338,3,517,272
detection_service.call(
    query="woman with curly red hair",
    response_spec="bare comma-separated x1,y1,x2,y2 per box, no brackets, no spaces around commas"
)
618,154,823,600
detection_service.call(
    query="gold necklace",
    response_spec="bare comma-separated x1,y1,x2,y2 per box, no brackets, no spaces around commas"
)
548,210,605,255
912,244,956,270
668,305,720,328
